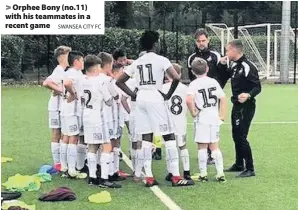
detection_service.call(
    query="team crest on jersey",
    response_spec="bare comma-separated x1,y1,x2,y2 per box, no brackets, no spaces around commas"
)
207,56,212,62
238,69,243,75
109,129,113,135
93,133,103,140
69,124,78,132
51,119,59,126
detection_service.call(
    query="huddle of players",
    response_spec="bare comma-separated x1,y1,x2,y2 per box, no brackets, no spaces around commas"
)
43,30,227,188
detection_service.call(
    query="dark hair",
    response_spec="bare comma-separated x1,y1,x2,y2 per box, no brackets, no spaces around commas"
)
84,55,102,72
68,51,84,67
194,28,209,39
112,63,123,73
191,57,208,75
228,39,244,52
112,48,126,61
140,30,160,51
97,52,113,68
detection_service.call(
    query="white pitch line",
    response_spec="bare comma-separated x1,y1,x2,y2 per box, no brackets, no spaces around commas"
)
187,121,298,125
122,153,183,210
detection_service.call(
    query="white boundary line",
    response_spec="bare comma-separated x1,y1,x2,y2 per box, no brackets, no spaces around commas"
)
122,153,183,210
187,121,298,125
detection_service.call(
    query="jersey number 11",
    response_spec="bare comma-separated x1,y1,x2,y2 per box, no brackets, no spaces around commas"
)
137,64,156,85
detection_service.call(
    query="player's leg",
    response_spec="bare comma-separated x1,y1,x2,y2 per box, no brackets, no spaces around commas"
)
207,147,215,165
100,143,121,188
209,125,225,182
195,123,209,182
64,116,86,179
135,101,156,187
76,117,87,173
177,135,191,180
152,102,193,187
87,143,100,185
60,116,69,172
49,111,61,165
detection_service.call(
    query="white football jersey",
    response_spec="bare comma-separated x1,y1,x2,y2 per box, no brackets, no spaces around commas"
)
124,52,172,102
60,68,84,117
162,82,188,135
82,75,111,124
188,76,225,125
47,65,65,111
99,73,118,123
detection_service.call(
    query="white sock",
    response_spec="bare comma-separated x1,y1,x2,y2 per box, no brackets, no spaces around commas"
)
60,143,68,170
109,152,114,176
135,148,144,178
100,152,110,180
165,140,180,177
198,148,208,175
87,152,97,178
51,142,60,164
131,149,137,171
67,144,77,174
76,144,86,170
165,150,171,174
113,147,120,173
142,141,153,177
180,148,190,172
97,150,101,165
212,149,224,176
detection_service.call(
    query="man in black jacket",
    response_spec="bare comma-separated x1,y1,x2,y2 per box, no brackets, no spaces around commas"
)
187,28,230,164
224,39,261,178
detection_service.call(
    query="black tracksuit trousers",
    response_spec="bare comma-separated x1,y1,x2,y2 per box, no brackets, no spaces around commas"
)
231,102,256,171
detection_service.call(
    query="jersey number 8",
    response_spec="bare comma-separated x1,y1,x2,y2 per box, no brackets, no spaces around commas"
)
170,95,182,115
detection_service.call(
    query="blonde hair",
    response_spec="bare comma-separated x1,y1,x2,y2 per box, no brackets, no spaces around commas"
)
54,46,71,58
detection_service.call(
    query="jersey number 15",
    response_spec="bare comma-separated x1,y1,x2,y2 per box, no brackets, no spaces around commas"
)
198,87,217,108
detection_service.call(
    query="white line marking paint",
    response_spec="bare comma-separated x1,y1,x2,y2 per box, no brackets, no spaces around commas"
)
187,121,298,125
122,153,183,210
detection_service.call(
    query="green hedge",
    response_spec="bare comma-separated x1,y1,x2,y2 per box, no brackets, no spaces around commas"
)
1,35,24,80
1,28,270,79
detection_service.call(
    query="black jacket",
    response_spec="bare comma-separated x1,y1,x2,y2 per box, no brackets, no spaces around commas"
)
229,55,262,104
187,47,229,88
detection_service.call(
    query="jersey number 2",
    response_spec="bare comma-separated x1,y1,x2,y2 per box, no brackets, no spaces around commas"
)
84,90,93,109
137,64,156,85
198,87,217,108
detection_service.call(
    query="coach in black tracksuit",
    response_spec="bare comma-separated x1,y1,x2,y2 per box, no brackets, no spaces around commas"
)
187,28,229,164
224,39,261,178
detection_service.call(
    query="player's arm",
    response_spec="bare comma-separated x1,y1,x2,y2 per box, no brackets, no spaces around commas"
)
107,78,119,100
64,79,78,102
121,95,131,114
100,82,113,106
116,64,137,100
163,65,181,100
186,83,200,117
186,94,199,118
215,81,227,121
43,78,63,95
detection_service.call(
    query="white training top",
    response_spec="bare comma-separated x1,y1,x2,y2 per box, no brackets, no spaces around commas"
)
47,65,65,111
124,52,172,102
188,76,225,125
